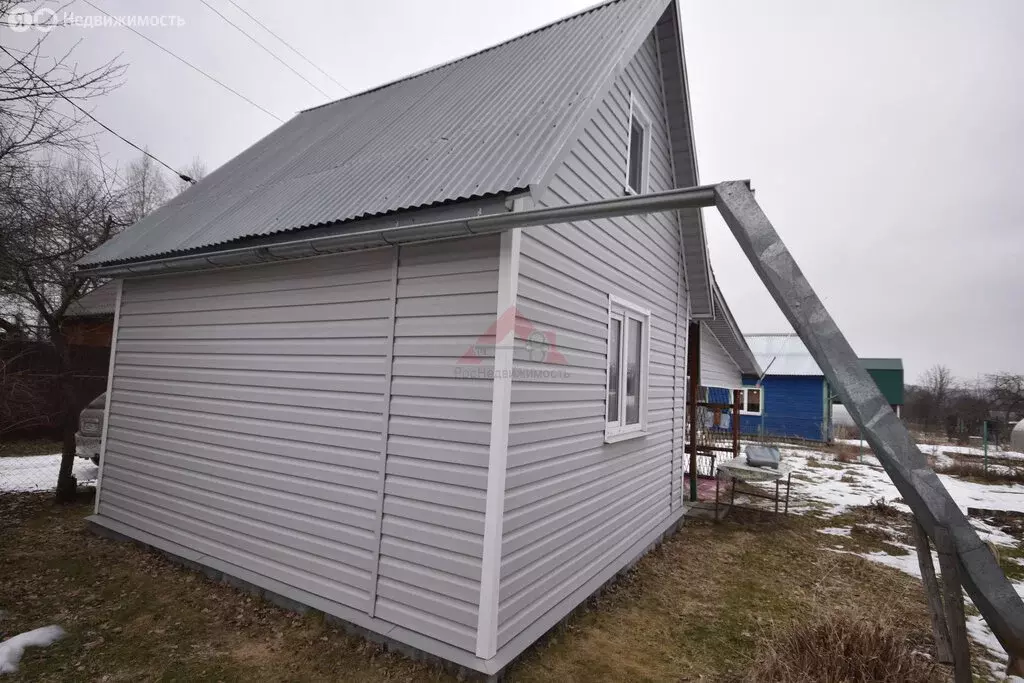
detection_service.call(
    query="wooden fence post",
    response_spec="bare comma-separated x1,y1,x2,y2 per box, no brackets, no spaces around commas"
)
732,389,742,459
912,519,953,664
934,525,972,683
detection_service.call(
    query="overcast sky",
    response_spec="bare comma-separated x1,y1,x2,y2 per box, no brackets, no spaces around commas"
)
6,0,1022,382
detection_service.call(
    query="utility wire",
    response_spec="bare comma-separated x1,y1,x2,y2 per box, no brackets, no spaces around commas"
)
197,0,332,99
0,43,195,184
221,0,352,95
79,0,285,123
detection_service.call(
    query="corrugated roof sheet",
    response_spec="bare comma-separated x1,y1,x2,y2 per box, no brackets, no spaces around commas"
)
66,282,118,318
745,333,823,377
81,0,667,267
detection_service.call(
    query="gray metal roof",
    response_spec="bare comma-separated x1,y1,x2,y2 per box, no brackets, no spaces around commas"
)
745,333,823,377
81,0,669,268
65,281,118,318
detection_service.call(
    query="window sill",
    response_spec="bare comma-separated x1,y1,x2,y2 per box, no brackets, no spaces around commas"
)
604,428,647,444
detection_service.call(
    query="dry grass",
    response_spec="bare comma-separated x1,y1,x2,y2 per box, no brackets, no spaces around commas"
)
834,442,861,464
742,613,941,683
1,493,943,683
936,459,1024,485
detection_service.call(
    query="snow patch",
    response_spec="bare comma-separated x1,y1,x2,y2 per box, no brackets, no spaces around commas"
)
0,625,65,675
0,455,98,493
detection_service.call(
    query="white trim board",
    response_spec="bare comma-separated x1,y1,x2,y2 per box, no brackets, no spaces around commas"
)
93,278,124,515
367,246,400,617
475,226,523,659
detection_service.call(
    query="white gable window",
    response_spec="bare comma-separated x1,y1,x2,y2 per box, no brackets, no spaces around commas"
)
625,94,651,195
605,295,651,441
741,387,764,416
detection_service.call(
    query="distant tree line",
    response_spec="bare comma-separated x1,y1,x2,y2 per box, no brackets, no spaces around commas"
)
904,364,1024,442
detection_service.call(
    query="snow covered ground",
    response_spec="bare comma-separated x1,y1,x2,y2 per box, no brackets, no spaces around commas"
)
770,443,1024,680
835,438,1024,462
0,454,98,493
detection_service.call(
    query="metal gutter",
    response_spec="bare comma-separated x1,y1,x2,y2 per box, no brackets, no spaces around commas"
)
77,184,725,278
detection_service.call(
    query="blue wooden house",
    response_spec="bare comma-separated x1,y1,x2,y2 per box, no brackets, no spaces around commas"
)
740,333,833,442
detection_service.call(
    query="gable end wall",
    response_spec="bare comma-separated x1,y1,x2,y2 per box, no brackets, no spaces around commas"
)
497,30,689,650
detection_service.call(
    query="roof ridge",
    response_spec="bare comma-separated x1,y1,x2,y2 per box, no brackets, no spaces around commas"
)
300,0,625,115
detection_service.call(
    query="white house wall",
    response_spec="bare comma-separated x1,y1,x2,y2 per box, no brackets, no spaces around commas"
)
375,237,499,651
499,31,688,650
94,237,500,657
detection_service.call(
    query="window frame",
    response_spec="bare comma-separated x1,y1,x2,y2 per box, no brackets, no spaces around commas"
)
604,294,652,442
740,386,764,416
624,93,651,195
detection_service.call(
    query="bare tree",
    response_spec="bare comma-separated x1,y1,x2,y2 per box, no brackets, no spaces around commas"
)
915,364,955,431
989,372,1024,424
0,2,126,166
123,151,169,222
0,156,128,500
176,155,207,194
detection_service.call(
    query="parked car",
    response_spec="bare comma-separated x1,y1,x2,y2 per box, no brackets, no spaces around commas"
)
76,393,105,464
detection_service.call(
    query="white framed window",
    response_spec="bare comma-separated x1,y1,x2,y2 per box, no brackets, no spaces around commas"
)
624,93,651,195
740,387,764,416
605,295,651,442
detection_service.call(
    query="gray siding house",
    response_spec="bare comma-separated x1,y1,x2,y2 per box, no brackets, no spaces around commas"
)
79,0,753,674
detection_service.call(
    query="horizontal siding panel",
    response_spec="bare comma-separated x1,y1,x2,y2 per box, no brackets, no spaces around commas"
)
111,402,381,453
104,448,378,526
116,338,387,357
99,252,391,630
114,364,383,395
99,499,372,611
100,488,372,596
384,455,488,489
374,599,475,652
119,281,389,316
102,474,374,569
115,351,386,375
377,556,479,604
102,460,375,549
113,389,382,433
500,487,668,608
381,515,484,558
119,301,387,328
502,467,667,559
106,417,379,473
111,376,384,414
373,238,495,650
375,577,477,629
379,537,481,583
117,319,389,341
497,504,668,645
386,435,488,468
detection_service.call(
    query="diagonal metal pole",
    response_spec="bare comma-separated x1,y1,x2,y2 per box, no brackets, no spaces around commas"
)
713,180,1024,661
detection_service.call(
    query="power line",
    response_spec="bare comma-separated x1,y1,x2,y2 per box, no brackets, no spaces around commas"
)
221,0,352,95
79,0,285,123
197,0,332,99
0,43,195,184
